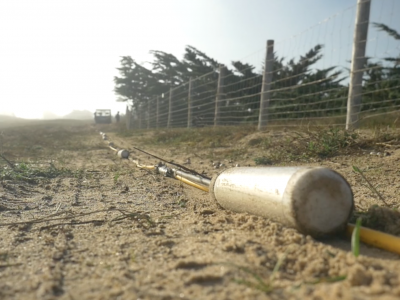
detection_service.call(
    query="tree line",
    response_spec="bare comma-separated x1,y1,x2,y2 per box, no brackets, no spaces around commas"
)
114,23,400,126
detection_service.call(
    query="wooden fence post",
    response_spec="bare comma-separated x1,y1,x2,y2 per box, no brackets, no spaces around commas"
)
258,40,274,130
156,96,159,129
187,78,193,128
214,65,225,127
346,0,371,130
138,104,142,129
167,88,173,128
125,105,131,129
147,99,150,129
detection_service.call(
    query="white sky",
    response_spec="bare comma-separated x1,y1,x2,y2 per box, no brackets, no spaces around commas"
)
0,0,399,119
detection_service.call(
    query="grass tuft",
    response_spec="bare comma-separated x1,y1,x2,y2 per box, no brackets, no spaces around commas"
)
224,252,287,294
254,156,273,165
352,217,362,257
0,160,74,183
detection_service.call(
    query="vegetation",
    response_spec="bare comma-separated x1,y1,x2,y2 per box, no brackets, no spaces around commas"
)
351,218,362,257
0,160,73,183
114,23,400,127
253,127,359,164
140,126,253,148
362,23,400,114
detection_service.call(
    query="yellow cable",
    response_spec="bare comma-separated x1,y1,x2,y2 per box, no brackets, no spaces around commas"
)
346,223,400,256
129,158,155,170
104,137,400,256
176,175,209,192
137,164,156,170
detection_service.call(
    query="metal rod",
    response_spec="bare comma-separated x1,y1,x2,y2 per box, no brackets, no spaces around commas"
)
175,175,209,192
174,169,211,187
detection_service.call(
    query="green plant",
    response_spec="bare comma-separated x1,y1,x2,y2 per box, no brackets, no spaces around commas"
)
0,158,74,183
352,217,362,257
253,128,359,164
306,128,358,157
142,126,255,148
226,252,286,294
233,266,273,293
177,199,187,208
254,156,273,165
113,172,120,184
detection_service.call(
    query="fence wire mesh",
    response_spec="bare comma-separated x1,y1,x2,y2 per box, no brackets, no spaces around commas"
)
124,0,400,130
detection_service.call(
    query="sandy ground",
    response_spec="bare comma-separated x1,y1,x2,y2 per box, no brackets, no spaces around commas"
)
1,119,400,300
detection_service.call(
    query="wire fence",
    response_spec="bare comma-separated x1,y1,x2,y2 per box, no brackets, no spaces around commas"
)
126,0,400,130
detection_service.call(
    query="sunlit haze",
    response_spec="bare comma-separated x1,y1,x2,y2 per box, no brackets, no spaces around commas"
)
0,0,399,119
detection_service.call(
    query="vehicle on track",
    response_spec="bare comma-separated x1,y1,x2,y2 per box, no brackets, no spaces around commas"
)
94,109,112,124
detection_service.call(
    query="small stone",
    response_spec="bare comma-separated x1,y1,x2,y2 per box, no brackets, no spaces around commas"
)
121,185,129,193
200,209,215,215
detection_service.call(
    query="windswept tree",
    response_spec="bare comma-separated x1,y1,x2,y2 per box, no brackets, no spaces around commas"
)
362,23,400,112
114,56,159,110
150,51,189,87
269,45,346,119
183,46,220,76
114,43,348,127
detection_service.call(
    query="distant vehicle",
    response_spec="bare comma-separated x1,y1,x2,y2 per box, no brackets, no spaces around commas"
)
94,109,112,124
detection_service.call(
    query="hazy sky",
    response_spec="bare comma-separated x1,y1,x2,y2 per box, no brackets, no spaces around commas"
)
0,0,399,119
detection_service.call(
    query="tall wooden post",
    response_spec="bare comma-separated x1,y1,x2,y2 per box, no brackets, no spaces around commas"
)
125,105,131,129
214,65,225,127
156,96,159,129
258,40,274,130
147,99,150,129
346,0,371,130
138,104,142,129
187,78,193,128
167,88,173,128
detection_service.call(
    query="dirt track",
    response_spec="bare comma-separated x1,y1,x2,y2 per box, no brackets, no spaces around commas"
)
1,119,400,300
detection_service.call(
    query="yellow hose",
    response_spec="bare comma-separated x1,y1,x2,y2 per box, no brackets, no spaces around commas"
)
176,175,209,192
129,158,155,170
137,164,156,170
102,134,400,256
346,224,400,255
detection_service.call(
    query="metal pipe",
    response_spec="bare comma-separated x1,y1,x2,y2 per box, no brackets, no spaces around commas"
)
174,169,211,187
99,132,400,255
158,165,173,177
175,175,209,192
209,167,354,237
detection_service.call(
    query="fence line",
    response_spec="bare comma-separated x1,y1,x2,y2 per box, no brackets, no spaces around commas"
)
125,0,400,130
